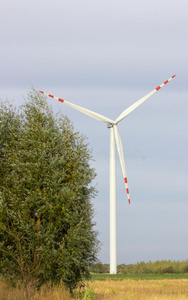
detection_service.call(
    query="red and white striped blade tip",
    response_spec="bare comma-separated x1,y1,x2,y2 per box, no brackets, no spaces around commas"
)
39,90,64,102
155,75,176,91
124,178,130,204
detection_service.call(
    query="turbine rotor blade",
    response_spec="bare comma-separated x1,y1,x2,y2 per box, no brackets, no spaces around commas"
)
115,75,176,124
114,125,130,204
39,91,115,124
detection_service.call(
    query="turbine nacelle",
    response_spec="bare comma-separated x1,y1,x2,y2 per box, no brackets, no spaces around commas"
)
107,123,114,128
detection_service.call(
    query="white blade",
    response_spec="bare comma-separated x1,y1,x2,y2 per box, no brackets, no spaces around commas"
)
113,125,130,204
115,75,176,124
39,91,115,124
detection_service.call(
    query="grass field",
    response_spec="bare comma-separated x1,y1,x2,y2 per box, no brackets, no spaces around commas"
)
91,273,188,281
85,278,188,299
0,275,188,299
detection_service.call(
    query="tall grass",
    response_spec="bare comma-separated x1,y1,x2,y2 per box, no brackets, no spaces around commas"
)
1,277,188,299
0,280,71,300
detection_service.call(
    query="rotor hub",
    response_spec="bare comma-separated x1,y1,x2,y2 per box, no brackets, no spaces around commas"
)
107,123,113,128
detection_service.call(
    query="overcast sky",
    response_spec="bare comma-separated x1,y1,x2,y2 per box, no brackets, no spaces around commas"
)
1,0,188,264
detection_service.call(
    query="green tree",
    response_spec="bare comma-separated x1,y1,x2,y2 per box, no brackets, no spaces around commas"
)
0,90,99,290
90,261,109,273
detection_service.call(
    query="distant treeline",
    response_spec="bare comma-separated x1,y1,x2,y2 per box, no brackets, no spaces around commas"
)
90,260,188,274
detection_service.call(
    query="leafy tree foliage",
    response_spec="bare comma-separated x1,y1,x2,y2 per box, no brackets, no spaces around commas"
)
0,91,99,290
89,261,109,273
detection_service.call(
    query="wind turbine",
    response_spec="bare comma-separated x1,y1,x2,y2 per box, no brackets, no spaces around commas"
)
39,75,176,274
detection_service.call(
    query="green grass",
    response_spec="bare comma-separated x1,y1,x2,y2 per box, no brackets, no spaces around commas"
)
91,273,188,281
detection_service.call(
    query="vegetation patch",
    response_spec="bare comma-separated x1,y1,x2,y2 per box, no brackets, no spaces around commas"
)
0,91,99,291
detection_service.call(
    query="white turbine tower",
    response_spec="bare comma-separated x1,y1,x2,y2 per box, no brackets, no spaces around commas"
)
40,75,176,274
